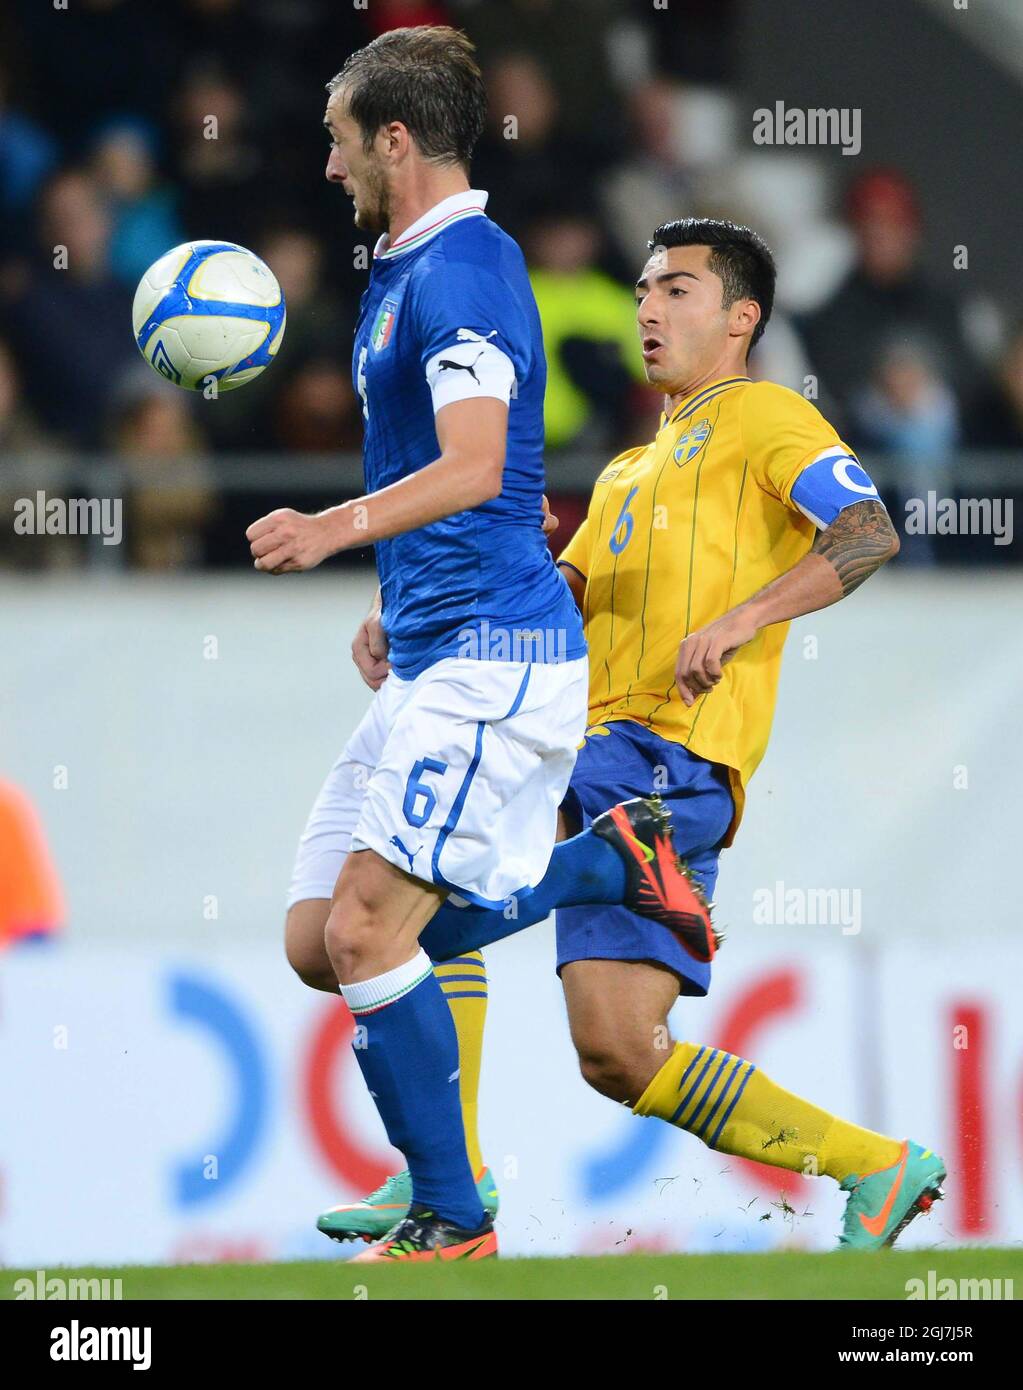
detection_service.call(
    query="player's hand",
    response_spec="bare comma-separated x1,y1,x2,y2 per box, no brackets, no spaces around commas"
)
246,509,332,573
675,608,760,707
352,609,390,690
541,494,559,536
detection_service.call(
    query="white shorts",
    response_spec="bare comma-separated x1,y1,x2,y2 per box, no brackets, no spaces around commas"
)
287,656,588,910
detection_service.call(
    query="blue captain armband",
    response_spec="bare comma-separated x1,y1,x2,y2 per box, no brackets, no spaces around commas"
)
789,448,881,529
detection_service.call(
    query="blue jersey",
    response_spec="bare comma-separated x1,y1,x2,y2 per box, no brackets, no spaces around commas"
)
352,190,585,679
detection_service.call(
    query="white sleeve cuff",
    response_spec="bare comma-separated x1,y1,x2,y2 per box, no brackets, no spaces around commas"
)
425,338,516,413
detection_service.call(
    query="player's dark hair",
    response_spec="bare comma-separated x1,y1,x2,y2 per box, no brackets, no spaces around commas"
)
327,27,486,170
648,218,776,351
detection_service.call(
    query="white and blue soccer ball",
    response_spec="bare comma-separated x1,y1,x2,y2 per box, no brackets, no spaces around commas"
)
132,240,286,392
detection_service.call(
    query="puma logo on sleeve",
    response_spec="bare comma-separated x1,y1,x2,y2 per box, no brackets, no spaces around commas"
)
437,350,486,384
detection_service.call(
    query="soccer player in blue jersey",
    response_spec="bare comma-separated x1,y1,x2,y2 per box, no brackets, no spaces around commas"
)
248,27,709,1261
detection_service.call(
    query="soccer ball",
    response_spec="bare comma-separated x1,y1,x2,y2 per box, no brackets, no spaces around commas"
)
132,240,286,392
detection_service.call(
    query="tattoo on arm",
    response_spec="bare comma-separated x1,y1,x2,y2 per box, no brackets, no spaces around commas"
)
812,499,899,597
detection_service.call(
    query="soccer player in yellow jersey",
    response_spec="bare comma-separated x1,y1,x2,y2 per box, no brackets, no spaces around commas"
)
319,218,945,1253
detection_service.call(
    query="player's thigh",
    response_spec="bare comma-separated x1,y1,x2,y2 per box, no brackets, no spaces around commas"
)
285,679,399,983
561,957,680,1097
284,897,335,992
326,846,446,982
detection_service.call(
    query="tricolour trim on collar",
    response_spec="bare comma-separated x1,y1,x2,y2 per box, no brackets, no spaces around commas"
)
373,189,489,261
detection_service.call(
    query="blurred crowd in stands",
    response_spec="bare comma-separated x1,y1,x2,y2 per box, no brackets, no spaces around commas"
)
1,0,1020,568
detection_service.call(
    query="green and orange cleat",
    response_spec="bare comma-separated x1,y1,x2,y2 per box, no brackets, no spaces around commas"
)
348,1208,497,1264
318,1166,499,1245
838,1139,947,1250
592,796,719,963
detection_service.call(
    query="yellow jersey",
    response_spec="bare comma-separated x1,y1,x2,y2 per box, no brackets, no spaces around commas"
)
558,375,858,842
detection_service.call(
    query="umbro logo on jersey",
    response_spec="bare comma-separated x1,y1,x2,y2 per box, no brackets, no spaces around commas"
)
673,417,713,466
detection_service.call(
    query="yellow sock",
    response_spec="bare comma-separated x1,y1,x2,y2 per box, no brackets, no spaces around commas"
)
434,951,488,1177
633,1041,902,1181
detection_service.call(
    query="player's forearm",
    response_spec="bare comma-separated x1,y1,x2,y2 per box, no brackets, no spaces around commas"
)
743,500,900,631
317,449,504,555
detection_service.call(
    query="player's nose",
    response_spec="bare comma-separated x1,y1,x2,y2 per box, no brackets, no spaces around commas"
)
325,148,348,184
637,302,661,332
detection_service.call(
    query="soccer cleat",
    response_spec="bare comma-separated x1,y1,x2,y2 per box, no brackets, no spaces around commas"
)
348,1207,498,1263
837,1139,947,1250
592,796,718,963
317,1167,499,1244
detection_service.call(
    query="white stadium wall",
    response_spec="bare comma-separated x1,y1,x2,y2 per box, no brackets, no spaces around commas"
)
1,571,1020,1264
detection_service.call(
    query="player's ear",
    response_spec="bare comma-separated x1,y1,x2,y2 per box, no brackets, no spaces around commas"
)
730,297,761,342
383,120,412,162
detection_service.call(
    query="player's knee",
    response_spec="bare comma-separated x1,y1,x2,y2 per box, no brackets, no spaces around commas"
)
575,1042,650,1106
323,902,372,981
323,864,386,979
285,903,336,992
285,938,336,993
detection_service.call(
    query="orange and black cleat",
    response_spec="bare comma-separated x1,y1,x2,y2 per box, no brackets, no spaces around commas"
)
592,796,719,963
349,1208,498,1264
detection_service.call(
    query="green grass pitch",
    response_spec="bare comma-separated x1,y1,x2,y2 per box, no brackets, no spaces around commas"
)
5,1249,1020,1300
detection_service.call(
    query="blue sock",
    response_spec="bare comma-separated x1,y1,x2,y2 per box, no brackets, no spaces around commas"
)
340,950,485,1230
420,828,625,962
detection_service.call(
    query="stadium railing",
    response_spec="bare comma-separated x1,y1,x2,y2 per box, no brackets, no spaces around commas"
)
1,449,1020,568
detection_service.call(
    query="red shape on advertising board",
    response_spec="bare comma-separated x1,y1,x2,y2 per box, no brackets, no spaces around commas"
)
948,1001,987,1235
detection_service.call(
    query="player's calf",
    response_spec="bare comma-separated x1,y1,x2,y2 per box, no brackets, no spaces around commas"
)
327,849,486,1233
563,959,681,1106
